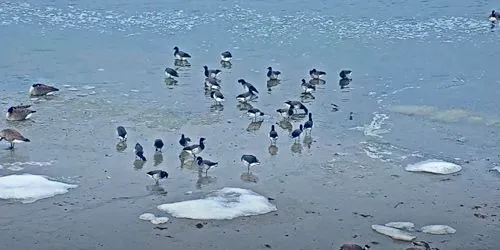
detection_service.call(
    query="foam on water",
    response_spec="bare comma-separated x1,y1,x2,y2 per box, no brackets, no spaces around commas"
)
352,112,390,138
139,213,169,224
0,161,53,171
0,2,496,44
0,174,77,203
157,187,277,220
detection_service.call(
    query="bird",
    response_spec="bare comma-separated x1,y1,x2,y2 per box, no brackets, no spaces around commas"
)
331,103,339,112
241,154,260,172
489,10,500,22
196,156,218,175
303,113,313,134
146,170,169,184
220,51,232,62
238,79,259,94
116,126,127,141
276,107,294,119
154,139,164,152
309,68,326,79
210,90,225,105
349,112,354,120
405,241,431,250
339,69,352,79
164,67,179,78
247,108,265,121
267,67,281,80
284,100,308,114
269,125,278,144
0,128,30,150
236,89,258,103
6,105,36,121
204,77,221,90
339,244,370,250
29,83,59,96
339,78,352,89
291,124,303,142
301,79,316,93
203,66,222,78
135,143,146,161
179,134,191,147
173,46,191,60
182,137,206,156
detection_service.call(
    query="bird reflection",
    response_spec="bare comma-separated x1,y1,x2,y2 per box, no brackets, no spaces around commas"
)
220,61,232,69
174,59,190,67
116,141,127,152
210,104,224,112
291,141,303,154
309,79,326,85
153,152,164,166
146,184,168,195
290,113,307,121
247,120,263,132
164,77,178,86
276,120,293,132
240,172,259,183
195,168,217,189
300,93,316,102
266,79,280,91
179,151,196,169
236,102,253,111
268,144,278,155
133,159,146,170
339,78,351,89
303,135,313,149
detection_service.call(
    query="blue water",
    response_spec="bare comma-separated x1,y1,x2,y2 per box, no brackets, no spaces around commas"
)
1,1,499,249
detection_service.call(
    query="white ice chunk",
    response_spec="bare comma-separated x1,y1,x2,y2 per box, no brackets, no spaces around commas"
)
151,217,169,224
421,225,456,235
371,224,417,241
405,160,462,175
0,174,77,203
384,221,416,231
157,187,277,220
139,213,156,221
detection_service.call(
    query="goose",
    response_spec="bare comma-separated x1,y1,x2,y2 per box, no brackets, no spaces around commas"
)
29,83,59,96
6,105,36,121
0,128,30,149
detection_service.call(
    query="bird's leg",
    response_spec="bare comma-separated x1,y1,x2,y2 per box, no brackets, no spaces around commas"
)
9,142,14,150
247,165,250,173
205,169,209,176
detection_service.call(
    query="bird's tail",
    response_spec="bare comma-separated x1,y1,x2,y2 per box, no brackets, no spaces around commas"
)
23,138,30,142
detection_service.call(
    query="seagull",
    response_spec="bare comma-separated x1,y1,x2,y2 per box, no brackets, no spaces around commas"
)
269,125,278,144
220,51,232,62
179,134,191,147
241,154,260,172
6,105,36,121
309,68,326,79
146,170,169,184
0,128,30,150
238,79,259,93
116,126,127,141
29,83,59,96
164,67,179,78
196,156,218,175
154,139,164,152
135,143,146,161
173,46,191,60
267,67,281,80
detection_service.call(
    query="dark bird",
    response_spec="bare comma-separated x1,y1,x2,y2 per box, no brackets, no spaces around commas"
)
236,89,258,103
339,244,370,250
489,10,500,22
276,107,294,119
146,170,169,184
116,126,127,141
196,156,218,175
220,51,232,62
339,69,352,79
135,143,146,161
210,90,225,105
339,78,352,89
6,105,36,121
331,103,339,112
267,66,281,80
238,79,259,93
154,139,164,152
179,134,191,147
164,67,179,78
247,108,265,121
269,125,278,144
182,137,206,156
301,79,316,93
203,66,222,78
284,100,308,114
303,113,313,134
0,128,30,150
241,154,260,172
291,124,303,142
309,68,326,79
173,46,191,60
29,83,59,96
349,112,353,120
204,77,221,90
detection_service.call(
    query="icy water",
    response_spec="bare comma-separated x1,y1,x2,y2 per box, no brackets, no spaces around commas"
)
1,0,500,249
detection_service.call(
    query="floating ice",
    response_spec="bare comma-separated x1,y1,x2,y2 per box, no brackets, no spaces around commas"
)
139,213,156,221
384,222,416,232
421,225,456,235
138,213,169,224
491,166,500,173
0,161,53,171
405,160,462,175
0,174,77,203
82,85,95,90
157,187,277,220
371,224,417,241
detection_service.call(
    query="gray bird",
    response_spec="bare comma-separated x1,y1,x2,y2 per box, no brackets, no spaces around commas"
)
204,77,221,90
236,90,258,103
301,79,316,93
267,67,281,80
238,79,259,94
173,46,191,60
135,143,146,161
146,170,169,184
309,68,326,79
0,128,30,150
220,51,232,62
182,137,206,156
164,67,179,78
284,100,308,114
179,134,191,147
210,90,225,105
196,156,218,175
29,83,59,96
6,105,36,121
241,154,260,172
203,66,222,78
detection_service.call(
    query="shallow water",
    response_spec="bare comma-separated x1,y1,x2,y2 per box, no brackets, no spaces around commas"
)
1,0,499,249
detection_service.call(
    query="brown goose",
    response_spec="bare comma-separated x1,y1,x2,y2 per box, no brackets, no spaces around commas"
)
6,105,36,121
29,83,59,96
0,128,30,149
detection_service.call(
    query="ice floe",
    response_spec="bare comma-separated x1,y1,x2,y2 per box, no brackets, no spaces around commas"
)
405,160,462,175
384,221,416,232
0,174,77,203
157,187,277,220
139,213,169,225
421,225,456,235
371,224,417,241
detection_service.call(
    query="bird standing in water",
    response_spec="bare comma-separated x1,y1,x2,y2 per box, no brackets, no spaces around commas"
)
154,139,164,152
135,143,146,161
269,125,278,144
